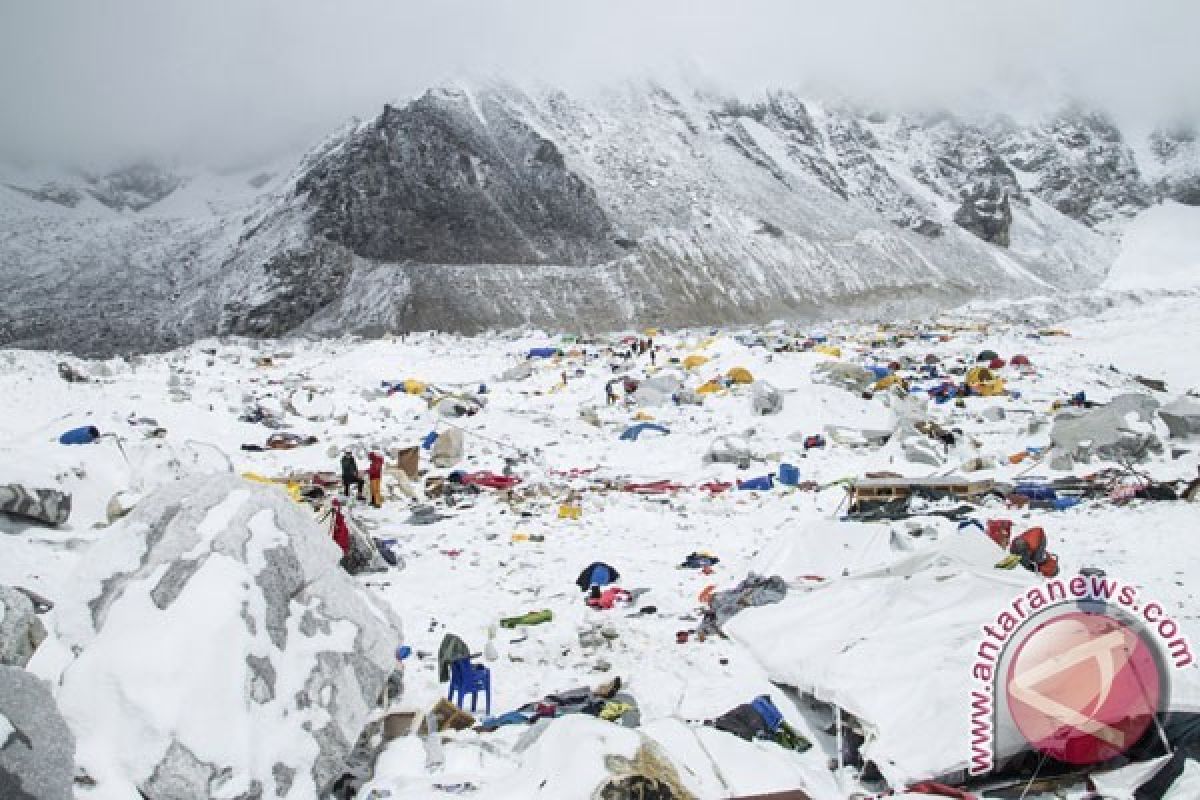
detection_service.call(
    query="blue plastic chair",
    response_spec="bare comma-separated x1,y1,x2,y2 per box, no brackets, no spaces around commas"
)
448,658,491,716
778,463,800,486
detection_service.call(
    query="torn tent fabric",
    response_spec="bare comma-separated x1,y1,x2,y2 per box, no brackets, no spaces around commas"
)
576,562,620,592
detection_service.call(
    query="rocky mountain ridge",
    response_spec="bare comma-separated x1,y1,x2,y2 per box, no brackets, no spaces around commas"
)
1,80,1195,355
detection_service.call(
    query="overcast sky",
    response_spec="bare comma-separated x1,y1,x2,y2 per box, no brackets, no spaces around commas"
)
2,0,1198,169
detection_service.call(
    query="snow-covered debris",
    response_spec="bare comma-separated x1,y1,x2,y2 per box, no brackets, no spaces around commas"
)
1160,395,1200,439
53,475,403,799
1049,392,1161,463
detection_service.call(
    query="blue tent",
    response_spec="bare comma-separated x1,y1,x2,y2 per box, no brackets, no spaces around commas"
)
576,562,620,591
866,365,891,380
619,423,670,441
527,347,560,359
59,426,100,445
737,475,774,491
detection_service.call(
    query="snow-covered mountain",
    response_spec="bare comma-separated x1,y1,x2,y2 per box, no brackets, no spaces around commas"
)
1,80,1195,355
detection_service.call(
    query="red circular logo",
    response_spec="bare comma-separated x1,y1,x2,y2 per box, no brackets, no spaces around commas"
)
1005,611,1163,765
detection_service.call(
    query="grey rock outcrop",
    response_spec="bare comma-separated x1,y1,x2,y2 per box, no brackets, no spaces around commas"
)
54,475,403,799
298,88,622,267
1148,126,1200,206
0,588,46,668
995,110,1153,227
0,667,75,800
954,181,1013,246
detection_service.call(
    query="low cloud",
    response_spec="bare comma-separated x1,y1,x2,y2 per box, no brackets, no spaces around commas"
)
1,0,1197,168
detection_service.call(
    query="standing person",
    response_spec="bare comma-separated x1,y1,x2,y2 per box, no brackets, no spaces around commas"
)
605,380,618,406
340,451,365,499
367,452,385,508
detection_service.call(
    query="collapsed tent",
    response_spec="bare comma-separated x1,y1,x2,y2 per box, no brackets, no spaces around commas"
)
0,485,72,526
727,367,754,384
430,428,465,467
705,435,755,465
813,362,875,393
435,395,482,418
1050,392,1161,464
726,532,1036,789
1159,396,1200,439
751,381,783,415
619,423,670,441
640,373,683,395
499,361,535,382
703,574,787,631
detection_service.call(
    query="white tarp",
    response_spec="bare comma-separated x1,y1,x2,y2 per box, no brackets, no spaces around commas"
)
727,530,1034,788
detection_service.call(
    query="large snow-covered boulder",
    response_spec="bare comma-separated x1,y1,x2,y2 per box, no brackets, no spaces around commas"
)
54,475,403,800
0,587,46,667
0,666,76,800
1050,392,1162,463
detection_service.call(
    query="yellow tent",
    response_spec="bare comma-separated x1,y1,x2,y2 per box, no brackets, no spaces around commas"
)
965,366,994,385
683,354,710,370
643,327,660,337
965,366,1006,395
697,379,725,394
241,472,305,503
727,366,754,384
815,344,842,358
241,471,275,486
974,379,1007,397
403,379,427,395
873,374,907,391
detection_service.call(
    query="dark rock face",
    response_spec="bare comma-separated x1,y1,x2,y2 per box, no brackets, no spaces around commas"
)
954,182,1013,246
996,110,1152,226
0,587,46,667
85,163,183,212
0,667,76,800
4,183,83,208
296,87,621,266
1149,126,1200,206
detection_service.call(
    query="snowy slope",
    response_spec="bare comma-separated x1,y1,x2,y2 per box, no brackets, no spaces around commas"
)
1104,201,1200,290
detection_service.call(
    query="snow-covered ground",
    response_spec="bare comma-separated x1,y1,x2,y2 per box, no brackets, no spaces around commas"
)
2,285,1199,799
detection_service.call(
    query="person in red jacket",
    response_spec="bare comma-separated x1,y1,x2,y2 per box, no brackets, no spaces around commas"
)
329,498,350,555
367,452,385,508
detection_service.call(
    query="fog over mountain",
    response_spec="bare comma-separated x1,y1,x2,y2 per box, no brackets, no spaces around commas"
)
2,0,1198,169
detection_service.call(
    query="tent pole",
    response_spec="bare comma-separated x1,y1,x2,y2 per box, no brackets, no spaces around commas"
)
835,707,843,771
